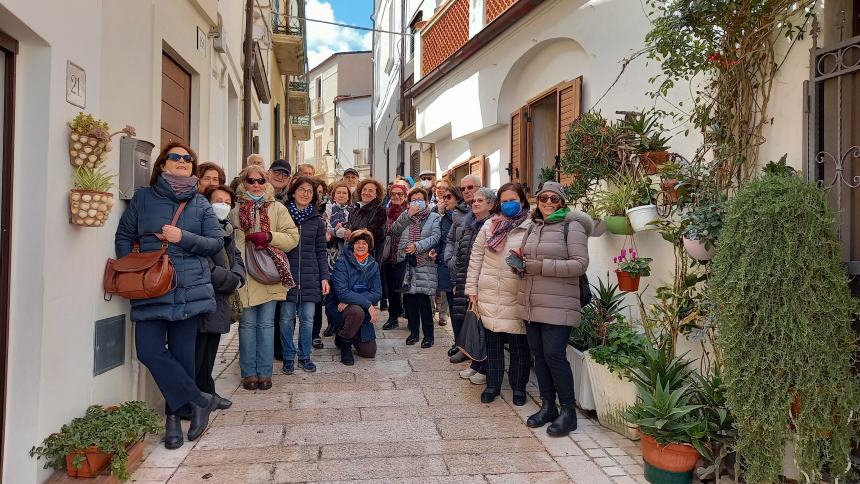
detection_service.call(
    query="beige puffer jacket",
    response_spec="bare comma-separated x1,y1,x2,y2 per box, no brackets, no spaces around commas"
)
231,185,300,308
464,216,527,334
517,210,592,326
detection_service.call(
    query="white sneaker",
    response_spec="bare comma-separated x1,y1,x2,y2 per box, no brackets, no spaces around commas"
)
469,373,487,385
459,368,478,379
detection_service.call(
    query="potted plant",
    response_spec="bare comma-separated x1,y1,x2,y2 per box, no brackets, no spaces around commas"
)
29,401,161,480
68,112,112,169
614,247,652,292
622,112,671,175
585,315,648,439
658,163,683,204
681,197,724,261
594,174,635,235
626,177,659,232
568,278,626,411
70,165,116,227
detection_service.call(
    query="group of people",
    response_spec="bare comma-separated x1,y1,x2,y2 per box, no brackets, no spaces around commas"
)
115,141,592,450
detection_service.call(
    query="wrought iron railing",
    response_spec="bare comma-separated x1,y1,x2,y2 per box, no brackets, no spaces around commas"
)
290,115,310,127
289,74,308,93
272,0,304,36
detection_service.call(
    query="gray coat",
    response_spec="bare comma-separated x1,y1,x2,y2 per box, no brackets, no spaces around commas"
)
391,210,441,296
517,210,592,327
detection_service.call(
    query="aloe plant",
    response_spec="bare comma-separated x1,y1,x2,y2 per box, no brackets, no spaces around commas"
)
73,166,115,192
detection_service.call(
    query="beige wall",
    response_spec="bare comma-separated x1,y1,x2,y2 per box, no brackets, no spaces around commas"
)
336,51,372,97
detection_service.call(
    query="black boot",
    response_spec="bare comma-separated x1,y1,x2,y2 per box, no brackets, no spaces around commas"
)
187,393,218,441
512,390,527,406
215,394,232,410
164,415,183,449
526,399,559,428
480,387,500,404
547,403,578,437
335,336,355,366
447,343,459,357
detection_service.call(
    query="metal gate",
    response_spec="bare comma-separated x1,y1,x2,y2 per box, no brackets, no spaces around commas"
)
804,19,860,274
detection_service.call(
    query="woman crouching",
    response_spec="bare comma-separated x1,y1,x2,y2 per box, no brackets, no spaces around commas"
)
326,230,382,365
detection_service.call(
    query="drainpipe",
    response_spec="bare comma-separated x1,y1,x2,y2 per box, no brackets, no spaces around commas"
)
369,8,377,177
333,96,341,178
242,0,254,163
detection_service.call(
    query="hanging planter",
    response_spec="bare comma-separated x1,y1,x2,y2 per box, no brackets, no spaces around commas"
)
69,190,115,227
682,237,715,261
615,270,641,292
640,433,701,483
67,112,112,169
661,178,680,204
626,205,659,232
604,216,633,235
640,150,670,175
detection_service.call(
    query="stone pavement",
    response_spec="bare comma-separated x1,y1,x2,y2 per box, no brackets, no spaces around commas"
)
130,317,648,483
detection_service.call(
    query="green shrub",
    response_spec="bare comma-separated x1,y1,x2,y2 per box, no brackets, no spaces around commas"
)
710,174,859,483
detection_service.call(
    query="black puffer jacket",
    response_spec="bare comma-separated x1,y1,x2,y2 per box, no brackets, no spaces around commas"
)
286,204,330,303
200,221,246,333
445,211,489,323
347,199,386,256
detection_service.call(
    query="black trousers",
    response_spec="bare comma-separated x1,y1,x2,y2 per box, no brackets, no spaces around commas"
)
194,332,221,395
485,328,530,393
526,322,575,404
404,293,433,342
312,301,323,340
382,263,403,321
135,316,202,415
273,303,283,360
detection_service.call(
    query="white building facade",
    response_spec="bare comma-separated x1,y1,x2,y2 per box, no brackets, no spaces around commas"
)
0,0,306,480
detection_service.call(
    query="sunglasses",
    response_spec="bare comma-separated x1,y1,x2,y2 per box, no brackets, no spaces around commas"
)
166,153,194,163
460,185,475,191
420,176,434,181
245,177,266,185
538,194,562,204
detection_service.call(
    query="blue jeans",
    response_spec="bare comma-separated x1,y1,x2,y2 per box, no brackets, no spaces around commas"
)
239,301,277,378
279,300,315,362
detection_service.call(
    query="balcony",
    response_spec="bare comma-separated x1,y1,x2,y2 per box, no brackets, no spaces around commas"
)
272,0,305,75
312,97,324,118
418,0,524,78
399,73,417,142
288,74,309,115
290,114,311,141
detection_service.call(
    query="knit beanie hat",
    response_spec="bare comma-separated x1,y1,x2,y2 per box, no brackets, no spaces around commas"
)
536,181,566,200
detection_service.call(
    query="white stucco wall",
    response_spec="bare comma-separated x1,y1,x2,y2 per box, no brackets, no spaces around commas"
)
0,1,247,480
336,96,372,173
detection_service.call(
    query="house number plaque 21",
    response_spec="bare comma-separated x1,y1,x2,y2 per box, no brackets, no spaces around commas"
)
66,61,86,109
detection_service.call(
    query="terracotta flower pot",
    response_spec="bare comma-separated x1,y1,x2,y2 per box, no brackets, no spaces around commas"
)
69,190,115,227
640,433,701,473
640,151,670,175
615,270,641,292
604,216,633,235
661,179,680,204
682,237,715,261
66,446,111,478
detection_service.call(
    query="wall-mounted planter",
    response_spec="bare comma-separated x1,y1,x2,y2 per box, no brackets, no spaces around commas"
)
69,190,114,227
626,205,659,232
640,150,670,175
585,352,639,440
604,216,633,235
69,132,112,169
682,237,715,261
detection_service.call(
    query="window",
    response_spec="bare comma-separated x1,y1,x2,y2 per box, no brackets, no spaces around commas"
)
385,0,396,74
314,135,323,165
447,155,486,187
408,12,424,62
315,77,322,98
509,77,582,194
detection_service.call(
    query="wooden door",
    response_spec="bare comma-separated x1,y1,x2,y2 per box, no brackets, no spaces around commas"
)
161,53,191,148
510,107,527,185
558,77,583,186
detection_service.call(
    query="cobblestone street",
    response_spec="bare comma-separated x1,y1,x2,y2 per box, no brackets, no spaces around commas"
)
130,318,648,483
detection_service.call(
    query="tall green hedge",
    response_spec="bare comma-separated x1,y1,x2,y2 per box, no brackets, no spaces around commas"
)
710,174,858,483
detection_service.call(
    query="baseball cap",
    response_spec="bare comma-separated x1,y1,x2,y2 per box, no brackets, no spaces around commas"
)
270,159,291,175
343,168,359,177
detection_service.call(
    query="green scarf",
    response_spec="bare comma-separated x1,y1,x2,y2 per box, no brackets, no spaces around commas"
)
545,206,570,223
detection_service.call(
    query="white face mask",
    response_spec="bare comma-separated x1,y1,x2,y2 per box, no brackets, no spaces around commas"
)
349,186,356,194
420,180,432,189
211,202,231,221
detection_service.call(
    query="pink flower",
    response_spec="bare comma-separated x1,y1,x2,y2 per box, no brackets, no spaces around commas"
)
620,249,627,260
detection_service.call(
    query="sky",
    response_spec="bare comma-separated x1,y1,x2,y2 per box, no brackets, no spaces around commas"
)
305,0,374,70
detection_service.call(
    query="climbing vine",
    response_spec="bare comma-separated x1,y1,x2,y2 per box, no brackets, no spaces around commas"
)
710,174,859,483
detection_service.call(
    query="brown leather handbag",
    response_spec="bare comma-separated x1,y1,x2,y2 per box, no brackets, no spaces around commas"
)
103,202,187,300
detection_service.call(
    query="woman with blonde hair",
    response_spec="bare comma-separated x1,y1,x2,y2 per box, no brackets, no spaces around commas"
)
232,165,299,391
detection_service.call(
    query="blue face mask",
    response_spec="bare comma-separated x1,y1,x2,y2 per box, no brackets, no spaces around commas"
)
500,200,522,217
410,200,426,210
248,193,265,202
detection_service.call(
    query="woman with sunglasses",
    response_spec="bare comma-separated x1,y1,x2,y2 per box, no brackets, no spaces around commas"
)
278,176,330,374
431,185,467,330
115,142,224,449
519,181,591,437
390,187,441,347
465,182,531,405
232,165,299,392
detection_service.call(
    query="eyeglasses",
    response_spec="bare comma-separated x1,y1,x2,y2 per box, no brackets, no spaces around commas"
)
390,192,405,198
460,185,475,191
538,194,563,204
245,177,266,185
296,187,314,195
166,153,194,163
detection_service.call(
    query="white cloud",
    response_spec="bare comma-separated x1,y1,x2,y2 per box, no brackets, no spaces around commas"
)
306,0,371,70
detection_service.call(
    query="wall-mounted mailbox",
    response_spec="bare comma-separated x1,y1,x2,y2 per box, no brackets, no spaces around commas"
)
118,137,155,200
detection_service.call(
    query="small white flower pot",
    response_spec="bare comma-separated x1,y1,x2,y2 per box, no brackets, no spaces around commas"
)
626,205,659,232
682,237,715,261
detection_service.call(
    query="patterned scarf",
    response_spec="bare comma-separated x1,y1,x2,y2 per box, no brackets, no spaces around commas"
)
329,203,350,229
386,203,407,264
287,200,316,226
485,210,528,252
408,208,430,266
238,199,295,288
